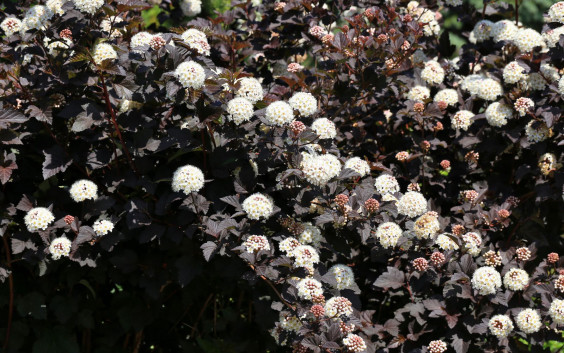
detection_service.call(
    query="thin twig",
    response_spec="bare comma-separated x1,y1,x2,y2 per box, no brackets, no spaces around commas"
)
250,264,296,310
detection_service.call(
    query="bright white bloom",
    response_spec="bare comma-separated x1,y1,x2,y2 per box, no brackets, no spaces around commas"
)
70,180,98,202
513,28,545,52
242,193,274,220
44,38,72,56
421,61,445,86
525,120,552,143
324,296,353,318
542,26,564,48
375,222,402,248
46,0,67,15
293,245,319,268
434,89,458,106
311,118,336,139
471,20,494,42
549,299,564,325
462,231,482,256
485,102,513,127
309,25,328,38
288,92,317,117
301,153,341,186
477,78,503,101
488,315,514,338
73,0,104,15
22,5,53,32
25,207,55,232
460,74,485,96
130,32,153,52
1,17,22,36
226,97,254,124
279,237,300,256
278,312,302,332
374,174,400,195
407,85,431,102
49,237,72,260
171,165,205,194
243,235,270,253
524,73,547,91
175,61,206,89
93,219,114,236
491,20,517,43
92,43,117,65
180,0,202,17
471,266,502,295
503,268,529,291
100,16,124,38
181,28,210,56
451,110,474,131
413,212,440,239
296,278,323,300
515,309,542,334
298,223,323,246
344,157,370,177
328,264,355,290
514,97,534,117
435,233,459,251
503,61,527,84
265,101,294,126
397,191,427,218
236,77,263,103
541,63,560,82
343,334,367,353
549,2,564,24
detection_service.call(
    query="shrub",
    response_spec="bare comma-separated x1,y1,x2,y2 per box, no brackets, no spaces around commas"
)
0,0,563,352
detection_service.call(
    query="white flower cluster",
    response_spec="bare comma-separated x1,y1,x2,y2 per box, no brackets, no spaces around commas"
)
485,102,513,127
25,207,55,232
236,77,263,103
171,165,205,194
491,20,517,42
92,43,118,65
342,334,367,353
513,28,545,53
488,314,513,338
130,31,153,53
460,74,484,96
100,16,124,38
514,97,534,117
22,5,53,32
435,233,459,251
434,89,458,106
265,101,294,126
1,17,22,36
49,237,72,260
550,299,564,325
451,110,474,131
375,222,402,248
407,85,430,102
525,121,552,143
462,232,482,256
243,235,270,253
477,78,503,101
397,191,427,218
515,309,542,334
46,0,67,16
175,61,206,89
180,0,202,17
293,245,319,268
413,212,440,239
278,312,302,332
374,174,400,195
543,26,564,48
470,20,493,43
288,92,317,117
242,193,274,220
226,97,254,124
471,266,502,295
301,153,341,187
298,223,323,246
44,37,72,57
421,61,445,86
296,278,323,300
93,219,114,236
549,2,564,24
503,268,529,291
503,61,527,84
279,237,300,256
311,118,337,139
70,180,98,202
328,264,355,290
73,0,105,15
181,28,211,56
344,157,370,177
324,296,353,318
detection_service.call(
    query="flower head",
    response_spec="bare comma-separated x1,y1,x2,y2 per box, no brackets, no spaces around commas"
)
93,219,114,236
311,118,337,139
471,266,502,295
70,180,98,202
49,237,72,260
397,191,427,218
288,92,317,117
265,101,294,126
73,0,104,15
242,193,274,220
175,61,206,89
489,315,513,338
515,309,542,334
25,207,55,232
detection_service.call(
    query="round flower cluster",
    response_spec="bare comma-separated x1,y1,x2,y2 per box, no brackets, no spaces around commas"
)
484,250,502,266
491,20,517,42
21,5,53,32
93,219,114,236
485,102,513,127
73,0,105,15
92,43,118,65
279,237,300,256
451,110,474,131
289,92,317,117
49,237,72,260
462,232,482,256
513,28,545,52
374,174,400,195
311,118,337,139
375,222,402,248
488,314,514,338
471,20,493,42
539,153,559,176
25,207,55,232
364,198,380,213
460,74,484,96
181,28,211,56
524,72,547,91
516,247,532,262
548,252,560,264
69,180,98,202
525,121,552,143
1,17,22,36
514,97,534,117
226,97,254,124
130,31,153,52
100,16,124,38
324,296,353,318
549,2,564,23
180,0,202,16
407,85,431,102
301,153,341,187
171,165,205,194
421,61,445,86
236,77,263,103
503,268,529,291
555,274,564,293
395,151,409,161
289,121,306,137
243,235,270,253
344,157,370,177
278,312,301,332
543,26,564,48
516,309,542,334
265,101,294,126
471,266,502,295
298,223,322,246
328,264,355,290
287,63,304,73
503,61,527,84
45,38,72,57
397,191,427,218
541,63,560,82
174,61,206,89
477,78,503,101
242,193,274,220
550,299,564,325
413,257,428,271
413,212,440,239
293,245,320,268
309,25,328,38
427,340,447,353
435,233,459,251
343,334,367,353
296,278,323,300
434,89,458,106
430,252,445,266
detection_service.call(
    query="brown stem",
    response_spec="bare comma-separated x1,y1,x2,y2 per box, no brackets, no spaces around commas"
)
132,329,143,353
514,0,519,26
2,232,14,352
249,264,296,310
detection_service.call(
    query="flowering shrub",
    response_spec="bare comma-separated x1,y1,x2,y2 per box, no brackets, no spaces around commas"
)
0,0,563,352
